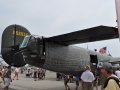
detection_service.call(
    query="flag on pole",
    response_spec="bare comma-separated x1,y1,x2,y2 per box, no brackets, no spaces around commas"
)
99,47,107,54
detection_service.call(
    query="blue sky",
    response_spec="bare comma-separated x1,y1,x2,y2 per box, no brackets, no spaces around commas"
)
0,0,120,57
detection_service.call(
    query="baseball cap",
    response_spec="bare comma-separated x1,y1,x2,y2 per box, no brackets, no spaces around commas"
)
99,62,113,72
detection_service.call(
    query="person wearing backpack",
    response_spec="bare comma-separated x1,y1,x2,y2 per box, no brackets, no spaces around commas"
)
99,62,120,90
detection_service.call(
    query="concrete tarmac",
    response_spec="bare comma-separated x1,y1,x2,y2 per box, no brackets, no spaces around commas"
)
9,71,101,90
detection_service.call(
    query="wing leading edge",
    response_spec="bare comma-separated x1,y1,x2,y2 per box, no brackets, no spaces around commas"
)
45,26,118,45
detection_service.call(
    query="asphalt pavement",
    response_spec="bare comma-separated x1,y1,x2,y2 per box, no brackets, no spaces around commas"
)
9,71,101,90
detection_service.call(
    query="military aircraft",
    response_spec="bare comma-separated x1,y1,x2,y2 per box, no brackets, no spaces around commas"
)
1,24,119,75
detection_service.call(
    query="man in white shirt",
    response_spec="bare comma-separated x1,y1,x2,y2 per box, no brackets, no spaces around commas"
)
81,65,95,90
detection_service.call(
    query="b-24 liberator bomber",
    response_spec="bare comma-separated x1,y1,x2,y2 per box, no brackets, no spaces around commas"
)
1,24,119,75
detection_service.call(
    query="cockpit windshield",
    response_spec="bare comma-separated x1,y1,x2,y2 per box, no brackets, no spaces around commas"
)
20,36,30,49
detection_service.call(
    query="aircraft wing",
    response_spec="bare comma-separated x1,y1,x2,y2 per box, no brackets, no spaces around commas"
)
45,26,118,45
109,57,120,64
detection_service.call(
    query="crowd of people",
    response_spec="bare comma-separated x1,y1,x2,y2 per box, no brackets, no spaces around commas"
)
0,65,46,90
25,68,46,81
0,62,120,90
56,62,120,90
0,66,24,90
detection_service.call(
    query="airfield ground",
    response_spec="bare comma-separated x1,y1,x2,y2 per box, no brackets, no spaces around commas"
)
9,71,101,90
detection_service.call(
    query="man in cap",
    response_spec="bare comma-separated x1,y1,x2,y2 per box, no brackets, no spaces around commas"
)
99,62,120,90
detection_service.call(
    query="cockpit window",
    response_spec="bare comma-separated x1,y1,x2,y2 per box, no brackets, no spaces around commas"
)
20,36,30,48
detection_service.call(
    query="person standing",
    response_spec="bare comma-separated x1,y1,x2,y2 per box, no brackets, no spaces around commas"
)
42,69,46,79
3,66,12,90
69,75,73,83
33,69,37,81
63,74,70,90
81,65,95,90
0,67,3,90
100,62,120,90
75,74,81,90
115,68,120,79
13,67,19,80
56,73,62,81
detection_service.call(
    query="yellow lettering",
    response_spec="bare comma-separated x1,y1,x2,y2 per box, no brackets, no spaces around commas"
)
16,31,19,35
19,32,22,36
21,32,24,36
12,30,29,36
23,32,25,36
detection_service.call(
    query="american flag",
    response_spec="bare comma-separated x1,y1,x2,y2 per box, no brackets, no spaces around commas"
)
99,47,107,54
